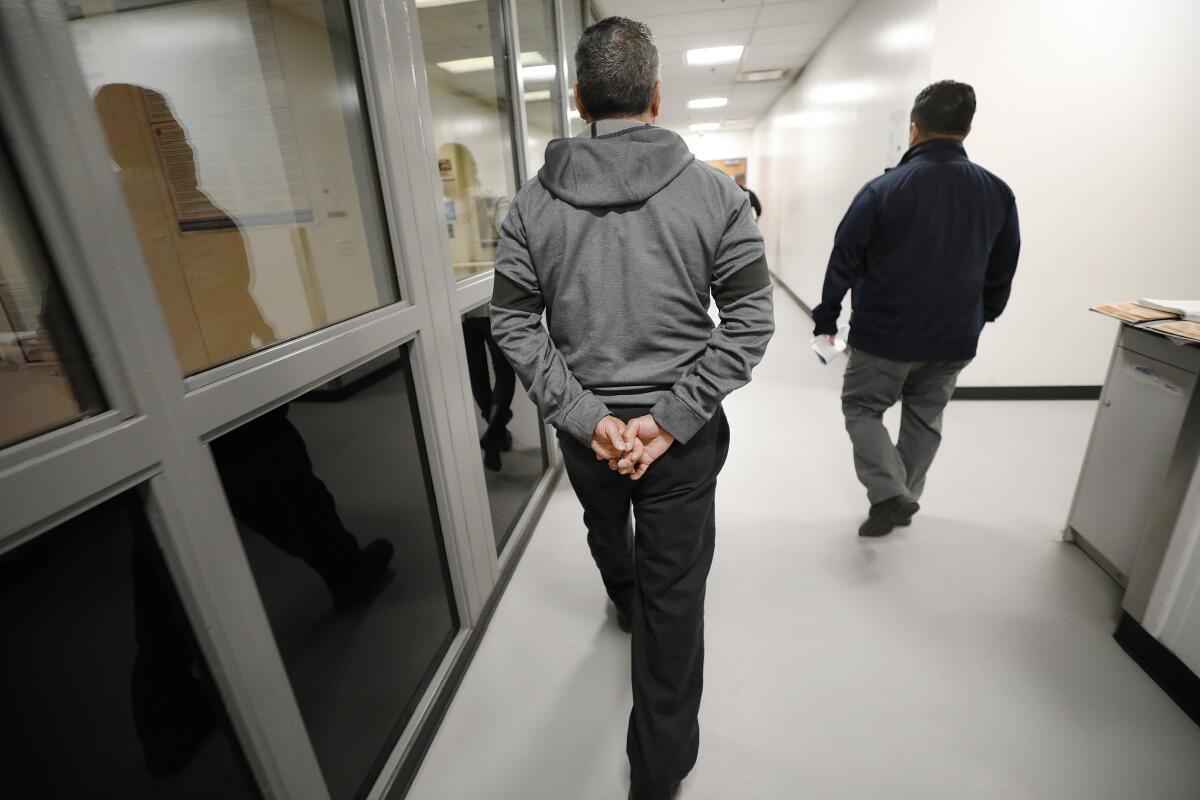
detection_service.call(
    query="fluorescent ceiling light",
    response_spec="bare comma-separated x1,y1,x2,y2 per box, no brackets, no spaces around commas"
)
525,90,551,102
738,68,787,83
437,51,545,74
415,0,475,8
687,97,728,110
521,64,557,82
689,122,721,132
686,45,743,66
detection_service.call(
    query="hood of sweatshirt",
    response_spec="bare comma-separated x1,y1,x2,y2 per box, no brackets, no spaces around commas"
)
538,124,695,208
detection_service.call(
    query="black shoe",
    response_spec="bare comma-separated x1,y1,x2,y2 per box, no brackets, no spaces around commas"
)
499,429,513,452
858,497,919,538
482,444,502,472
328,539,395,609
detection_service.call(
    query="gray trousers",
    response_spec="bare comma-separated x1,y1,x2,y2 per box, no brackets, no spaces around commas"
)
841,348,971,505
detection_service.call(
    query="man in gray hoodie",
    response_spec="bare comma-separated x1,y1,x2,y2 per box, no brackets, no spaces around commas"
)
490,16,774,800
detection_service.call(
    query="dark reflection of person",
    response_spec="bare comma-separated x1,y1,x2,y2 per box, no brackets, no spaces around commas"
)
99,85,395,775
94,83,277,373
463,307,515,471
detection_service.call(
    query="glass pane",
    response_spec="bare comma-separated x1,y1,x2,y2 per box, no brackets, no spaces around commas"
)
418,0,519,282
210,347,458,800
0,144,105,448
66,0,399,375
0,491,261,799
516,0,565,175
463,307,548,552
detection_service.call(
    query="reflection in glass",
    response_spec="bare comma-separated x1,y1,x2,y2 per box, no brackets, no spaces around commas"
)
517,0,566,174
67,0,399,375
211,348,458,800
418,0,519,281
462,307,547,551
0,145,104,448
0,491,260,798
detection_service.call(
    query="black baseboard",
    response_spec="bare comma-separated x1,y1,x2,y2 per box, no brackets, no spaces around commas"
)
952,385,1102,401
1114,612,1200,728
769,272,1102,402
770,271,812,318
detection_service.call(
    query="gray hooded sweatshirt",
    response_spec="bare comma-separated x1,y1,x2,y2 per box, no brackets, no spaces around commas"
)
490,120,774,445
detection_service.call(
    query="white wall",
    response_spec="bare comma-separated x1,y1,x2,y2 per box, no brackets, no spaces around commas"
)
753,0,1200,387
751,0,936,315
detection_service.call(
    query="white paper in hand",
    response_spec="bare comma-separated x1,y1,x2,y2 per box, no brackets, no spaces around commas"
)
811,327,848,365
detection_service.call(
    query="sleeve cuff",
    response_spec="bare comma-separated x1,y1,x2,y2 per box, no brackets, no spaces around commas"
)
562,392,611,446
649,393,708,445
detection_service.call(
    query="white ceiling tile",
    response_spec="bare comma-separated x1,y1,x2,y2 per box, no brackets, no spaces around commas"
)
750,21,834,45
756,0,854,26
635,8,763,37
598,0,761,17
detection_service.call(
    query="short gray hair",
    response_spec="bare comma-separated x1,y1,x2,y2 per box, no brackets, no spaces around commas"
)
575,17,659,120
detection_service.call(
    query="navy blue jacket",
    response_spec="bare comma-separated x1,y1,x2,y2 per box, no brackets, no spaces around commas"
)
812,138,1020,361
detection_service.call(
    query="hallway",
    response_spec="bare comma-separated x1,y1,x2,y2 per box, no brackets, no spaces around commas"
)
407,290,1200,799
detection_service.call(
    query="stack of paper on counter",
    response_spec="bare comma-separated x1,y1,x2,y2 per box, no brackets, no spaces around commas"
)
1138,298,1200,322
1148,320,1200,343
1090,301,1179,323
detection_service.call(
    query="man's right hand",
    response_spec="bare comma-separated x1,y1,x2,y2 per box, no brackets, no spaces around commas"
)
591,415,630,461
616,414,675,480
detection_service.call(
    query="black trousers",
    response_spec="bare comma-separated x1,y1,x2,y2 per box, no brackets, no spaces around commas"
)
462,315,516,419
558,407,730,799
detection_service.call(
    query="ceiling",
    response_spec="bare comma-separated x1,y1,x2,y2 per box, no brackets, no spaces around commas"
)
593,0,857,133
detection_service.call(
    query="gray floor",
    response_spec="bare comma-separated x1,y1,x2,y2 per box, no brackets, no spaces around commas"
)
408,292,1200,800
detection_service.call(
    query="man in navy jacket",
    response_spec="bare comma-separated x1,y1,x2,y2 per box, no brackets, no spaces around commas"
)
812,80,1020,537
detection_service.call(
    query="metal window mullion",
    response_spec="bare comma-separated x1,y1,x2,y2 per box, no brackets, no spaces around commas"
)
183,303,427,441
501,0,531,184
351,0,505,621
552,0,572,138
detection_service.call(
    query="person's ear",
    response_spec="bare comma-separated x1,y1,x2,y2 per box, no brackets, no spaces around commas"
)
648,81,661,120
908,121,919,147
573,84,591,123
962,125,972,140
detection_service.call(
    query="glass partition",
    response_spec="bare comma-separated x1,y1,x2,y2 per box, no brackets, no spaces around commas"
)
210,347,458,800
0,143,105,449
65,0,399,375
515,0,565,174
0,491,261,798
462,306,547,552
417,0,519,282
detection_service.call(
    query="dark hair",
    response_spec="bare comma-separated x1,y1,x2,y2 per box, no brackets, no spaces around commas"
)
575,16,659,120
910,80,976,135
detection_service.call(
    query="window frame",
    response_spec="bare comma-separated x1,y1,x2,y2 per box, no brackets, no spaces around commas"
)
0,0,572,797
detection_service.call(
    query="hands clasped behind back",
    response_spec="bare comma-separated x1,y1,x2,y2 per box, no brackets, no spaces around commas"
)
590,414,676,481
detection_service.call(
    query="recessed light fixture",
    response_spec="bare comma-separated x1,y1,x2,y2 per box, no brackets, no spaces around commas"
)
687,97,728,110
685,45,743,66
689,122,721,132
438,51,545,74
521,64,558,82
525,90,552,102
737,68,788,83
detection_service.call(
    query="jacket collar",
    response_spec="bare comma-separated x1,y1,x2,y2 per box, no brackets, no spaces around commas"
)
898,137,969,166
575,117,653,139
